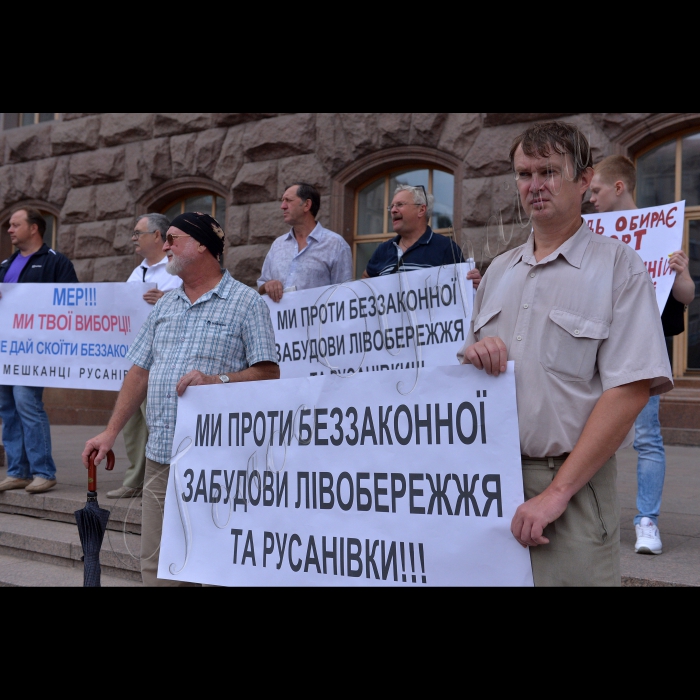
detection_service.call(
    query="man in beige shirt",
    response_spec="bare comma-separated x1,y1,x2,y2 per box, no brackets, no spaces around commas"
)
458,122,673,586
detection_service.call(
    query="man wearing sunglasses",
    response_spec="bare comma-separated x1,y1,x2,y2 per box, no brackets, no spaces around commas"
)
106,213,182,500
362,185,466,279
82,211,279,586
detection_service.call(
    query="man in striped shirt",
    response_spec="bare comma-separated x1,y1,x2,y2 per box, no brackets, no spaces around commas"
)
82,211,279,586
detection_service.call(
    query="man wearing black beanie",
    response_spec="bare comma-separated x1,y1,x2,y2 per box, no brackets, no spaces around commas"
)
82,211,280,586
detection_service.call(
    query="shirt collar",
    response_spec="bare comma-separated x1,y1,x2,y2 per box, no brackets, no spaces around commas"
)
175,270,232,305
392,226,434,252
284,221,324,242
140,256,168,270
508,220,590,269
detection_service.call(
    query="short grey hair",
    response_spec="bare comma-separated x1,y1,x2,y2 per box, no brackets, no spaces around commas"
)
394,184,434,222
136,213,171,241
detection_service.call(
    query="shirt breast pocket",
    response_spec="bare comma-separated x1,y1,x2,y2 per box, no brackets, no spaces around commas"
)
473,306,502,340
542,308,610,381
199,321,236,360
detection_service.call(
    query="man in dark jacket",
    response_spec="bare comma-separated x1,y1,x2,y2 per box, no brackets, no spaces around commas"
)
0,208,78,493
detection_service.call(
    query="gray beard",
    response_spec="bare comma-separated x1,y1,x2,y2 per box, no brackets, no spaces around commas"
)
166,257,183,276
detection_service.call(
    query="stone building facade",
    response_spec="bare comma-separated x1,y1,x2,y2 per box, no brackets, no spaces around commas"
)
2,113,699,427
3,112,691,284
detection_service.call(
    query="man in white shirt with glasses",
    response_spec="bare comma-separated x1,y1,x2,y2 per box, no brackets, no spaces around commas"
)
107,213,181,499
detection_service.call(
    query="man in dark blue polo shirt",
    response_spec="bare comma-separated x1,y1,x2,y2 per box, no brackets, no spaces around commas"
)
362,185,467,278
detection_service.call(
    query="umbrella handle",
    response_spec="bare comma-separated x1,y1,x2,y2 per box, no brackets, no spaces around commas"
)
88,449,115,492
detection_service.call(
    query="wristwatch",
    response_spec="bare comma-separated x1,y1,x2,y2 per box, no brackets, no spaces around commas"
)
218,374,230,383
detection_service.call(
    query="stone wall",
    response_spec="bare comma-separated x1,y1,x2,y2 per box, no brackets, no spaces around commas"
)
2,112,688,425
0,112,662,285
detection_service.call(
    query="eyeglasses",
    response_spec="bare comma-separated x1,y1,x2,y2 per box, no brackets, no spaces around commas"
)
131,230,150,239
387,203,423,212
166,233,191,245
387,185,429,212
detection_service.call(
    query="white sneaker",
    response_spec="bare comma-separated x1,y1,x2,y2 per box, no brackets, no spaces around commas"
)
635,517,663,554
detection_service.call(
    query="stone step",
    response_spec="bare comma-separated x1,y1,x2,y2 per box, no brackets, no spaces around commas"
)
671,377,700,389
0,511,141,582
0,485,141,534
660,381,700,446
662,388,700,403
661,427,700,446
0,553,142,587
622,576,693,587
43,388,117,426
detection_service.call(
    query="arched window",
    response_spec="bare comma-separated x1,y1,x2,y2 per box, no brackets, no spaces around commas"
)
137,178,229,265
637,131,700,373
162,192,226,224
354,167,455,279
330,148,462,282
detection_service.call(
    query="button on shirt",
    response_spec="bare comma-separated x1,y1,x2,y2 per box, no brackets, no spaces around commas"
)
366,227,465,277
457,222,673,458
126,271,278,463
257,222,353,291
126,257,182,292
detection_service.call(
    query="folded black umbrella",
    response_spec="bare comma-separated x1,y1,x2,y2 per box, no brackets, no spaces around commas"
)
75,449,115,587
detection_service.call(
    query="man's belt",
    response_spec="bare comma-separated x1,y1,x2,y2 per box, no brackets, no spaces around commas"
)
521,454,570,469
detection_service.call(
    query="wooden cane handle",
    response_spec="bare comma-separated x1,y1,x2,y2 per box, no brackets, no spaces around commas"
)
87,449,115,491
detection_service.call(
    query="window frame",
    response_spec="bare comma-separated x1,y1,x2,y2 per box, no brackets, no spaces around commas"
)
162,190,227,222
352,165,457,279
635,128,700,377
3,113,59,129
329,146,463,280
135,177,229,263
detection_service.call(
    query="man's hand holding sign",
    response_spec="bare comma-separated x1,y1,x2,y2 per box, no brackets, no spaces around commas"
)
463,336,508,377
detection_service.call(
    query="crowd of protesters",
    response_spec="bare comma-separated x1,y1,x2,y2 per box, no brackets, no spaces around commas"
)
0,120,684,587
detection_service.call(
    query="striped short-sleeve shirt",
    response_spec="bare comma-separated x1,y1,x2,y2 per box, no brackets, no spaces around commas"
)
126,270,278,463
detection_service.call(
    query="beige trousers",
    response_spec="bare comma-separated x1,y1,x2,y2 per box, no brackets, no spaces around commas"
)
122,400,147,489
141,458,198,587
523,455,620,587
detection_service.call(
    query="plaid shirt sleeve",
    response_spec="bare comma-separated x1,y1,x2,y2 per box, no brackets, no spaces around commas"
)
241,293,278,366
126,307,156,370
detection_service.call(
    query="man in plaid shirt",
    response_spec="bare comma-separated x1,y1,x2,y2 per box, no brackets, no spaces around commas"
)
82,211,279,586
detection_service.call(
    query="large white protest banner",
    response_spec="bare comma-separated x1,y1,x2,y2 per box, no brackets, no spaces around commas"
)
0,282,153,390
158,362,534,587
264,262,474,379
583,201,685,313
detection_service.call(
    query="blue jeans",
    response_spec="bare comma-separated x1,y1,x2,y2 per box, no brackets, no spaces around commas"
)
633,394,665,526
0,385,56,480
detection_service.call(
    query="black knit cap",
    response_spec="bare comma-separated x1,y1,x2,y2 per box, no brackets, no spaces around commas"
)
170,211,225,259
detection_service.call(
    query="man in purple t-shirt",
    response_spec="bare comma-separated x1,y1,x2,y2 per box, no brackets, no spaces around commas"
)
0,208,78,494
3,250,32,282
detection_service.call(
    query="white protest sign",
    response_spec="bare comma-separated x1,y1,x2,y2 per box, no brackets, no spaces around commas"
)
158,362,534,587
583,201,685,313
0,282,153,390
264,262,474,379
